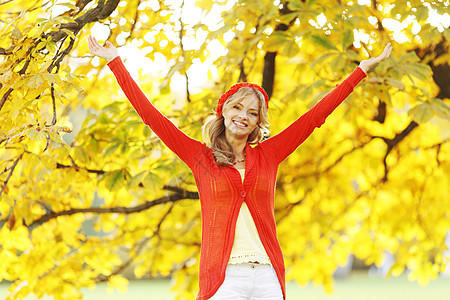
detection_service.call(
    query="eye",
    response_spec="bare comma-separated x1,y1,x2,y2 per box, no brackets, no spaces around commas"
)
250,112,258,117
233,105,241,110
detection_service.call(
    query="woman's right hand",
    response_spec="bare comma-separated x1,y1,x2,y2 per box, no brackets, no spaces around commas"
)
358,42,393,74
87,35,119,62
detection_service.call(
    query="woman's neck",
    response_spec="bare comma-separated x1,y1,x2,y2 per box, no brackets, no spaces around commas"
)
226,129,248,150
227,136,246,159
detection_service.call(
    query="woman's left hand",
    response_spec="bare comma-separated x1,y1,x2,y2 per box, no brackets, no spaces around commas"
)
358,42,393,74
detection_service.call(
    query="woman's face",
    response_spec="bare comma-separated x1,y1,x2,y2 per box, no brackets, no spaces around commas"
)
223,94,260,140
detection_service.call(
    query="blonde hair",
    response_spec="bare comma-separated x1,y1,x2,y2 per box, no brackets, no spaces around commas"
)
202,87,270,166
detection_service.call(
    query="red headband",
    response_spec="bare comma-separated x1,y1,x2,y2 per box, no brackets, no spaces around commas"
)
216,82,269,116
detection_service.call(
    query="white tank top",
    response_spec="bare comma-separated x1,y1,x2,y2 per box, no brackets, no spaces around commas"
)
228,168,271,265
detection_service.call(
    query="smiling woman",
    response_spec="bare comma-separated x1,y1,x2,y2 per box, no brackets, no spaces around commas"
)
87,34,392,299
203,84,270,167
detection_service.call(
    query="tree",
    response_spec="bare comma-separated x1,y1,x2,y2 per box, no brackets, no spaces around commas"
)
0,0,449,299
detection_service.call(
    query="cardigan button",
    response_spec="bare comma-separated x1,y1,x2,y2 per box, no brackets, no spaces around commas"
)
240,191,246,198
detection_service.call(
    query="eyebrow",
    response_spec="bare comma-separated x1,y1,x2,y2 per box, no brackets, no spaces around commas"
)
236,103,258,111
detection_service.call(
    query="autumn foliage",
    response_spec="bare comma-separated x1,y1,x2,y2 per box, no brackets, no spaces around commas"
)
0,0,449,299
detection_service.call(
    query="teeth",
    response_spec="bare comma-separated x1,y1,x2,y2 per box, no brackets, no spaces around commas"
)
233,121,247,127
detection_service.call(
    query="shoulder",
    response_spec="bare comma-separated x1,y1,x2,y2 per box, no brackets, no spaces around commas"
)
192,144,213,164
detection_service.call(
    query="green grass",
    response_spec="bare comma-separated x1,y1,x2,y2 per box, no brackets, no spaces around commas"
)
1,273,449,299
288,272,450,300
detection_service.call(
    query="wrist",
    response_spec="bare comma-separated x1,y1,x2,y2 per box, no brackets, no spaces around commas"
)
107,55,119,63
358,63,368,74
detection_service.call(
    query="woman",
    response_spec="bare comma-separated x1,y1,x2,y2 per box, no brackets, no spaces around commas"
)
88,35,392,299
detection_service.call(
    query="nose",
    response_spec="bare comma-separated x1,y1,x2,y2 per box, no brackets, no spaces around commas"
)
238,110,248,120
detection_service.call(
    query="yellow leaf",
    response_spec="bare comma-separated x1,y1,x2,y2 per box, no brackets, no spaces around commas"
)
28,74,45,89
0,225,31,251
134,264,148,279
24,128,46,141
0,70,12,84
107,275,128,293
11,26,23,40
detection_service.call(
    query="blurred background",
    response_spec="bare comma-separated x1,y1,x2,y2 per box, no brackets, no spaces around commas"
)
0,0,449,299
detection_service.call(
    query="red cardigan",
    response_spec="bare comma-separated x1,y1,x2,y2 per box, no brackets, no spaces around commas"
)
108,57,366,299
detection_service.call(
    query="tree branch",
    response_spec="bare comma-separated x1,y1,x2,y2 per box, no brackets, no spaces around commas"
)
238,58,247,82
179,0,191,102
262,50,277,98
378,120,419,181
56,162,105,174
290,140,371,179
262,1,294,97
0,88,13,111
51,85,57,125
49,0,121,43
373,99,386,123
0,47,12,55
64,0,95,17
0,0,13,5
414,37,450,99
29,185,199,227
95,203,174,283
0,152,24,197
371,0,385,31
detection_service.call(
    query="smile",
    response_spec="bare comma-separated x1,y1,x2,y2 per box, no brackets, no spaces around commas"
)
233,120,248,128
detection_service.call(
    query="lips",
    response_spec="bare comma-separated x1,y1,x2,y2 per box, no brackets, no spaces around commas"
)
233,120,248,128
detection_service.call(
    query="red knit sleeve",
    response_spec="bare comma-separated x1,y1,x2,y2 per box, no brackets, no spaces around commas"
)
107,56,204,168
261,67,367,164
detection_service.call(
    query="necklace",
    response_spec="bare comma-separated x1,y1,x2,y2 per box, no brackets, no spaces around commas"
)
233,155,245,165
233,158,245,165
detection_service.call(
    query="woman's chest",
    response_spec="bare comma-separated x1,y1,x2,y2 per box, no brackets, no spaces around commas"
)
192,157,277,202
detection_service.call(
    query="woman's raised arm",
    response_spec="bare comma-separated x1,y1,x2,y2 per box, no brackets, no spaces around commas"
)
87,36,204,168
261,43,393,164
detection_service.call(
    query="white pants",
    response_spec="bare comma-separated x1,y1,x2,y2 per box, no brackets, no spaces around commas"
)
209,263,284,300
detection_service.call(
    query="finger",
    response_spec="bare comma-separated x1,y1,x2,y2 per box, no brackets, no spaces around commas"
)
379,47,387,59
88,35,96,48
382,43,392,59
87,36,94,52
89,35,96,46
385,47,392,59
88,36,101,53
375,45,389,61
90,36,98,48
382,47,392,61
